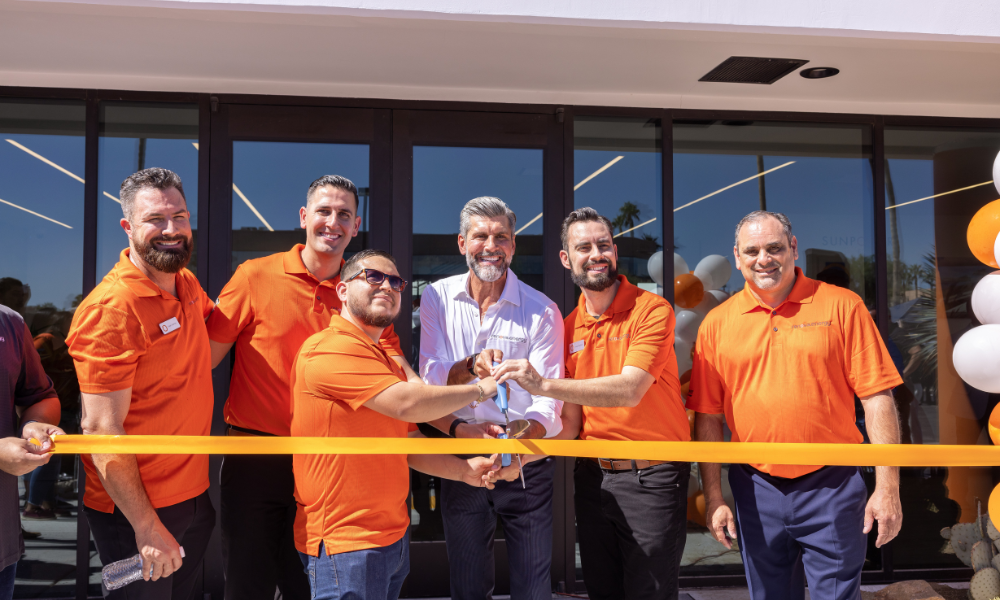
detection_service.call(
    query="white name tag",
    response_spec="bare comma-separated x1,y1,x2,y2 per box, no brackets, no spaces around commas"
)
569,340,585,355
159,317,181,335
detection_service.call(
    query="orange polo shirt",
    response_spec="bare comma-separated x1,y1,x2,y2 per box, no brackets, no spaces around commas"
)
291,315,415,557
565,276,691,445
206,245,402,436
688,268,903,478
67,249,214,512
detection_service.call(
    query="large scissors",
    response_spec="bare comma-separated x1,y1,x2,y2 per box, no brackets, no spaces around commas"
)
494,362,527,489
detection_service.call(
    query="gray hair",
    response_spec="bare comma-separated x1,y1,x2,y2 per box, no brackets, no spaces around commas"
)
307,175,359,212
734,210,793,252
120,168,186,223
459,197,517,238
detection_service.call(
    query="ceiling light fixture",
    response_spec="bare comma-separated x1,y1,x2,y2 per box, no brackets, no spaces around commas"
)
800,67,840,79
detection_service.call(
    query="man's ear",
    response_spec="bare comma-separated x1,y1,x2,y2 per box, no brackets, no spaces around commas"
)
458,234,468,256
336,281,349,302
121,218,133,240
790,235,799,261
299,206,308,229
559,250,571,270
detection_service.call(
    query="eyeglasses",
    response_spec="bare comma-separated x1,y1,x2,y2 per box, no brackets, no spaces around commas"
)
344,268,407,292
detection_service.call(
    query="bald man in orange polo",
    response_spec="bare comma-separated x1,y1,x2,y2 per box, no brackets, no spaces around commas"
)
689,210,903,600
206,175,408,600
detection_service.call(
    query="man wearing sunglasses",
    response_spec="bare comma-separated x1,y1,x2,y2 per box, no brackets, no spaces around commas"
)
206,176,413,600
418,196,565,600
292,248,517,600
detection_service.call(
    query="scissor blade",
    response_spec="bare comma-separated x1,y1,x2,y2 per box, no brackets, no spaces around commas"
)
516,453,526,489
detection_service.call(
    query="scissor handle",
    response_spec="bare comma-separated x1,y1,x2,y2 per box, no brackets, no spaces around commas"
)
492,362,509,413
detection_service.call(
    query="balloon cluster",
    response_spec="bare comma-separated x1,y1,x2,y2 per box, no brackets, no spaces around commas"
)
647,251,733,377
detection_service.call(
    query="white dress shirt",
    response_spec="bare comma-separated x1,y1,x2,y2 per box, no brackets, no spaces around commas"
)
419,270,564,437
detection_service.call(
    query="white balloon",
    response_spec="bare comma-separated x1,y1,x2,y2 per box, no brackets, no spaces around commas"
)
708,289,730,305
694,255,733,291
675,310,704,346
994,151,1000,197
674,253,690,279
647,251,664,286
675,337,693,375
953,324,1000,393
971,271,1000,325
692,289,722,316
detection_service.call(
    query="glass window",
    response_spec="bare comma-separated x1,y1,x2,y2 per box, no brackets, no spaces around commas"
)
673,120,877,575
884,125,1000,569
231,142,369,273
0,98,88,598
97,103,199,278
574,117,663,294
408,145,543,542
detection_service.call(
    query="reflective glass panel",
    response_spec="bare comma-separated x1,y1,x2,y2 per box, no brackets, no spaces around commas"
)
409,145,543,542
97,103,199,279
574,117,663,295
0,99,86,598
884,126,1000,569
673,120,877,575
231,142,369,273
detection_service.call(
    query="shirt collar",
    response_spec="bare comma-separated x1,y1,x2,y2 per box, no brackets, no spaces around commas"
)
736,267,817,314
453,269,522,307
283,244,345,284
576,275,637,323
115,248,171,299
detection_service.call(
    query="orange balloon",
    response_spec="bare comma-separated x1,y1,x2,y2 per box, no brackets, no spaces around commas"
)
967,199,1000,268
675,273,705,309
688,491,707,527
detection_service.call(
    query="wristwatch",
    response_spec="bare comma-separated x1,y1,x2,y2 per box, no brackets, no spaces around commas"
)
466,354,477,378
449,418,468,438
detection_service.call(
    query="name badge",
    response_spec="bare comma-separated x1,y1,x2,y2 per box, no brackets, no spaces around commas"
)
569,340,585,355
159,317,181,335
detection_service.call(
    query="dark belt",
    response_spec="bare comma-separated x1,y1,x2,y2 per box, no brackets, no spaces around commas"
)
590,457,669,472
226,425,275,437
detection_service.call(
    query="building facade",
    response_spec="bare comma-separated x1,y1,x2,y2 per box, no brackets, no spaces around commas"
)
2,1,999,597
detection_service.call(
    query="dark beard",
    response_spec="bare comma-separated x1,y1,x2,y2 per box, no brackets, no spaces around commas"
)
571,261,618,292
347,292,397,328
134,235,192,274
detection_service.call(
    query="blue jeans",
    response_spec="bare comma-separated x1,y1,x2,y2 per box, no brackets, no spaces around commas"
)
299,533,409,600
0,562,16,600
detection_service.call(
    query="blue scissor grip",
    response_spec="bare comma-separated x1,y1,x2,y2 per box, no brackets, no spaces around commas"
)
499,431,512,468
493,361,511,467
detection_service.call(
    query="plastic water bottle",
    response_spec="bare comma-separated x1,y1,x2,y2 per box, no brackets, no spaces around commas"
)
102,547,185,590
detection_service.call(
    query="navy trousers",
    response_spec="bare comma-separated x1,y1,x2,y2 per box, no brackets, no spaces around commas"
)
729,465,868,600
440,456,555,600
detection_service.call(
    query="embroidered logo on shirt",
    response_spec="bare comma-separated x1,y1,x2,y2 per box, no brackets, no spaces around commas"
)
488,334,527,344
608,333,631,341
790,321,832,329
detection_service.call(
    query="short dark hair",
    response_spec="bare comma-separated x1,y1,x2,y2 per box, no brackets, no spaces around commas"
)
734,210,793,251
120,168,186,222
307,175,360,212
560,207,614,251
342,249,397,282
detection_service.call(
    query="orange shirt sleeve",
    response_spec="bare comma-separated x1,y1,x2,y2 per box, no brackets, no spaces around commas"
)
68,304,147,394
304,338,403,410
622,303,672,378
843,303,904,398
379,324,403,357
563,314,576,379
206,266,253,344
688,321,726,415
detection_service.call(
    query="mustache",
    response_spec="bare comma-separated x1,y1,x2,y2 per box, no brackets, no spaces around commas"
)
476,251,506,259
584,259,611,269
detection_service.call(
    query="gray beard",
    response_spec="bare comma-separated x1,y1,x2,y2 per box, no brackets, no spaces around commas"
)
467,251,509,283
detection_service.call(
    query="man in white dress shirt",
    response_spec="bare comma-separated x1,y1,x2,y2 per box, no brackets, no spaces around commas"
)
419,196,564,600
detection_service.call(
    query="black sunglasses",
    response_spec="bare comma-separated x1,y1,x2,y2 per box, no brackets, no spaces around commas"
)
345,268,407,292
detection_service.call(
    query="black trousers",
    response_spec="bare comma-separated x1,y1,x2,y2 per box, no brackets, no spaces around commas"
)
574,458,689,600
441,456,555,600
220,453,310,600
85,491,216,600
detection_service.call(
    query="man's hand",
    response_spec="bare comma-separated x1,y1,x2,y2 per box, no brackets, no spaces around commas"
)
0,437,52,476
491,359,544,395
135,519,184,581
474,349,504,379
454,422,506,439
864,485,902,548
22,421,65,453
705,498,738,550
461,455,503,489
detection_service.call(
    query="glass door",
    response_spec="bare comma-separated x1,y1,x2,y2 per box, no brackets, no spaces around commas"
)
390,109,569,597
